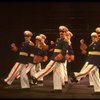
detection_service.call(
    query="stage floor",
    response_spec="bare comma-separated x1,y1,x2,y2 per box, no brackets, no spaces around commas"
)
0,74,100,99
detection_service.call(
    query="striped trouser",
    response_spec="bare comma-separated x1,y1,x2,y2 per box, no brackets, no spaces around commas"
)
74,64,97,81
16,63,42,79
16,64,31,79
75,63,100,92
77,62,94,85
4,62,25,85
30,63,43,81
63,60,68,82
34,60,57,80
20,63,42,88
33,60,65,90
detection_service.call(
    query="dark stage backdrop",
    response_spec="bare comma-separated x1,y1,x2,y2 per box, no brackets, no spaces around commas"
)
0,2,99,77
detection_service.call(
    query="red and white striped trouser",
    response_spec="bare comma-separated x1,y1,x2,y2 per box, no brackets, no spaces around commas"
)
34,60,57,80
4,62,25,85
74,64,97,81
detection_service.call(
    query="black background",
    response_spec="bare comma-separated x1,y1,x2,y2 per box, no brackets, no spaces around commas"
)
0,1,100,77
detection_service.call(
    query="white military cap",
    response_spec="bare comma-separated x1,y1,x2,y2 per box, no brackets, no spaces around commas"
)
59,25,68,32
91,32,98,37
95,27,100,33
39,34,46,40
24,30,33,37
36,35,43,42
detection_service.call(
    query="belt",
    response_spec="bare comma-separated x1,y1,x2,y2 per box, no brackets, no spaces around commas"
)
30,54,34,57
54,49,61,53
19,52,28,56
88,51,100,55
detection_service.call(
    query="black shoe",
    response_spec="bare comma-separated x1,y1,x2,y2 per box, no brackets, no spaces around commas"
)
91,92,100,95
32,77,38,84
30,76,38,85
70,73,78,83
30,79,37,85
30,82,37,85
65,81,68,84
0,79,10,86
0,78,4,84
88,85,93,87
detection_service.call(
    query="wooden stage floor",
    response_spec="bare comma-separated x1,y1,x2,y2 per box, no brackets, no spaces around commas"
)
0,74,100,99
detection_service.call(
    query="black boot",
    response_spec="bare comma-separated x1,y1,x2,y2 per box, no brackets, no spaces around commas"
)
29,75,38,85
70,73,78,83
32,77,38,84
0,78,10,87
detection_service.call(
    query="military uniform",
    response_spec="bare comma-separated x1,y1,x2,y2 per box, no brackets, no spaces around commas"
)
15,41,34,79
20,40,34,89
21,35,48,88
4,41,32,86
73,39,100,93
4,31,33,88
77,32,98,86
33,37,73,91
